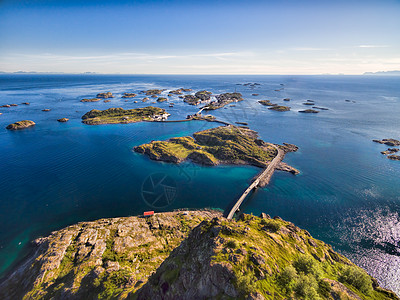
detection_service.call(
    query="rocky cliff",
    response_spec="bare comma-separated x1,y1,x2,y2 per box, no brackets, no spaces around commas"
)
0,211,398,300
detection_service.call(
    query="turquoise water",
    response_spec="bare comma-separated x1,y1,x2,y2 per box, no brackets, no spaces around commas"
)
0,74,399,293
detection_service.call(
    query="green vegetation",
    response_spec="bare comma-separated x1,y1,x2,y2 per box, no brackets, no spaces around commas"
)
134,125,277,167
138,213,398,299
81,106,168,125
3,212,398,300
339,265,373,294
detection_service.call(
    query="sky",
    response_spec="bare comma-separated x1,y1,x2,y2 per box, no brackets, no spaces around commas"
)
0,0,399,74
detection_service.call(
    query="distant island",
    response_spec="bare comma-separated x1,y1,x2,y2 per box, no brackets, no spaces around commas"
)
363,70,400,76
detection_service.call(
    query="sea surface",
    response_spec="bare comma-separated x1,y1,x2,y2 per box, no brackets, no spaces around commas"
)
0,74,399,294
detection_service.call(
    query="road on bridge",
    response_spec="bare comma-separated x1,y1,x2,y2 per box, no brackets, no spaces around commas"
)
225,144,284,220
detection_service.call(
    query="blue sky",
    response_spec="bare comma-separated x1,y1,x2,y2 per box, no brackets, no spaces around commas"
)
0,0,399,74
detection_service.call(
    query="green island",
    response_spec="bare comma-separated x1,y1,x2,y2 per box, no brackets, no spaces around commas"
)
81,106,170,125
203,92,243,110
134,125,278,167
6,120,35,130
0,210,397,299
269,105,291,112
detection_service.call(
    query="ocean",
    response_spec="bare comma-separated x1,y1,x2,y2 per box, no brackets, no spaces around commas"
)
0,74,399,294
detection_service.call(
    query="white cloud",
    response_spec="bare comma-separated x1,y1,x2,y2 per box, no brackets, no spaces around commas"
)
358,45,389,48
291,47,331,51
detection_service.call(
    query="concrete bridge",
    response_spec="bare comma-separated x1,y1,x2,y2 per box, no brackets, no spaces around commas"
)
225,144,284,220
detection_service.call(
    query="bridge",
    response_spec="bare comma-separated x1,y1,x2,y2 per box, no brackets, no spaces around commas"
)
225,144,284,219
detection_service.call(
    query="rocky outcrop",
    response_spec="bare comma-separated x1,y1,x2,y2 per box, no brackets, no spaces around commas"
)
142,89,164,96
96,92,114,99
157,97,167,102
204,92,243,110
57,118,69,123
122,93,137,98
80,98,101,102
313,106,329,110
299,109,319,113
0,210,220,300
268,105,290,112
388,155,400,161
373,139,400,147
258,100,277,106
6,120,35,130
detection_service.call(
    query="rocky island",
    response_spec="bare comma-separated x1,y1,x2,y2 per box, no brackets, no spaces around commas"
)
0,210,397,300
142,89,165,96
299,109,319,113
268,105,291,112
258,100,277,106
6,120,35,130
183,90,213,105
121,93,137,98
203,92,243,110
80,98,101,102
374,139,400,160
57,118,69,123
134,125,295,170
96,92,114,99
157,97,167,103
373,139,400,147
81,106,169,125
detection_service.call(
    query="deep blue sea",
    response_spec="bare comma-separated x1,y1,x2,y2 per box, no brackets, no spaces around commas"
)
0,74,399,294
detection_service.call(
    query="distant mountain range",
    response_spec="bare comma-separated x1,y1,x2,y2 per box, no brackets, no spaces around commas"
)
364,70,400,75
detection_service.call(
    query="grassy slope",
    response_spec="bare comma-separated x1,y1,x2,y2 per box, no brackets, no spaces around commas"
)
136,214,399,300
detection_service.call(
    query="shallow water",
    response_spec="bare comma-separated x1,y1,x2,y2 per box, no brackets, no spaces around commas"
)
0,74,399,293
